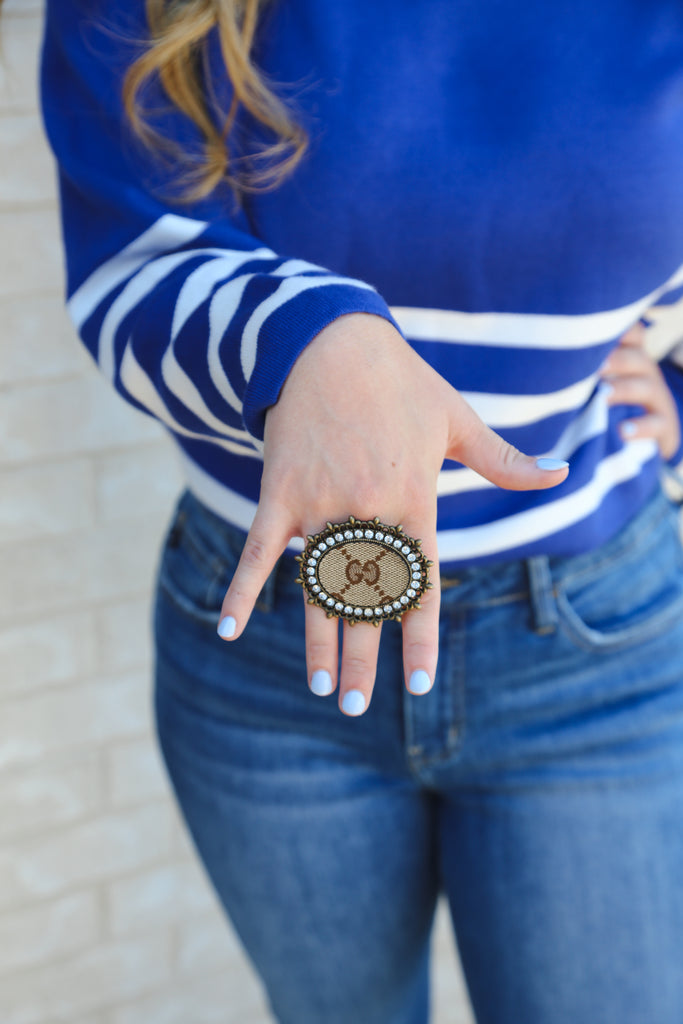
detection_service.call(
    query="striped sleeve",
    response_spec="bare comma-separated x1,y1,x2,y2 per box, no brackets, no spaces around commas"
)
40,1,396,448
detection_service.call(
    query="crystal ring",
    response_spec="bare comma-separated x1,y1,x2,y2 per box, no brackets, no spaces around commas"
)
295,516,432,625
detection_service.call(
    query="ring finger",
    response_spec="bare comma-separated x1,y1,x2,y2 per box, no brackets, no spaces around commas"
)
304,600,339,697
338,618,383,716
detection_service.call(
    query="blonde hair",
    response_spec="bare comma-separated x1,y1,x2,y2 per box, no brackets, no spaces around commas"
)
123,0,307,198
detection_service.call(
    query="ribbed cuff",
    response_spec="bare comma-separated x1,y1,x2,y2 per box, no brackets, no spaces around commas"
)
241,282,400,441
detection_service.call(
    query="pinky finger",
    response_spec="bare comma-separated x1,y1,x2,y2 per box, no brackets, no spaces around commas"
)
620,414,666,443
621,413,681,461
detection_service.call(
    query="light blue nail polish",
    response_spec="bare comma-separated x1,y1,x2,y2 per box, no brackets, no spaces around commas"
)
409,669,432,695
341,690,366,716
621,421,637,438
217,616,236,639
310,670,334,696
536,457,569,471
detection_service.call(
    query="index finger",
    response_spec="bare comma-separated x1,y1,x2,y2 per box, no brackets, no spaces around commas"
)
218,505,292,640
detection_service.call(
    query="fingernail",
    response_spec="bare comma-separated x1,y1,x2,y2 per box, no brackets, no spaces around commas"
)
409,669,433,695
621,421,638,438
536,458,569,471
600,381,614,398
341,690,366,716
310,670,334,696
217,616,236,639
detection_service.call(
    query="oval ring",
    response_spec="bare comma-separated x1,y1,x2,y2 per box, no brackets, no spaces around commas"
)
295,516,432,625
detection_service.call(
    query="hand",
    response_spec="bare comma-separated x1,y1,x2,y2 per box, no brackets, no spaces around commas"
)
600,322,681,460
218,313,568,715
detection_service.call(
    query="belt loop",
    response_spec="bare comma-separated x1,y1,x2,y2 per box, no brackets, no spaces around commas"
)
526,556,558,635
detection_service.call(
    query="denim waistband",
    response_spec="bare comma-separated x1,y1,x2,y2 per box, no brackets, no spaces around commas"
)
171,482,679,628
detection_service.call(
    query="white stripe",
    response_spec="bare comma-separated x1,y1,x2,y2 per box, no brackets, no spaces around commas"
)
160,345,255,443
97,248,225,382
180,453,258,529
669,342,683,371
436,440,657,562
207,276,254,413
120,346,263,459
177,434,653,565
202,257,332,409
171,248,275,341
241,274,375,381
272,258,328,277
642,295,683,362
436,384,611,497
178,453,305,552
390,259,683,348
461,372,599,430
68,214,207,330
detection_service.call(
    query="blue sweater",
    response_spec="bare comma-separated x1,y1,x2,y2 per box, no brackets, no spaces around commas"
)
41,0,683,566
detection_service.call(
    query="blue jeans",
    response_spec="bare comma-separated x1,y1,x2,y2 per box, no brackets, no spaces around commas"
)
153,483,683,1024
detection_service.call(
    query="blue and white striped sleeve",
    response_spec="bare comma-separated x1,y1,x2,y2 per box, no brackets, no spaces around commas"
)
40,1,396,451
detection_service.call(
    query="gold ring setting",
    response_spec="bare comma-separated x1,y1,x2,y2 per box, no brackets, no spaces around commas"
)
295,516,432,625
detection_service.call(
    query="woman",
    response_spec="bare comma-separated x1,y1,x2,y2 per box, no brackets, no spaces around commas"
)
42,1,683,1021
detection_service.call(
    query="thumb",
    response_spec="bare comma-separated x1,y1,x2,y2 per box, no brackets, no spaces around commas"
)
446,389,569,491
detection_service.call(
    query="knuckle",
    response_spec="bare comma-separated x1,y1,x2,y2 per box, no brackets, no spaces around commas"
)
240,537,270,571
307,639,333,661
498,438,523,471
343,653,373,678
404,638,435,661
352,481,382,516
403,477,431,517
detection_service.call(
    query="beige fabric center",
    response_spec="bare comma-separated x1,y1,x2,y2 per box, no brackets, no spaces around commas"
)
317,541,411,606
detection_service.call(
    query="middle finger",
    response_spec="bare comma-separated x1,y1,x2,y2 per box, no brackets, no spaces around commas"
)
338,618,383,716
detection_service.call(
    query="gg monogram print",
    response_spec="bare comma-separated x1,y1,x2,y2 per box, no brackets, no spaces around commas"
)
295,517,431,625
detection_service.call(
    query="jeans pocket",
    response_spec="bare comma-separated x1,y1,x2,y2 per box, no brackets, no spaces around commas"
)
156,492,241,624
555,500,683,652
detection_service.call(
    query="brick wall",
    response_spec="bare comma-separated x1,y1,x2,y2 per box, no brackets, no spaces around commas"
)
0,6,473,1023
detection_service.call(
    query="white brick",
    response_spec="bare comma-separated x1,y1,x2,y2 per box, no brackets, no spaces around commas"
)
0,373,163,465
174,909,245,977
0,15,40,114
0,114,57,205
97,600,153,675
106,738,169,808
172,813,201,860
0,611,97,697
0,890,100,976
0,292,92,386
0,672,151,772
432,899,475,1024
96,444,183,524
106,863,215,938
0,208,64,298
0,460,94,543
0,751,102,843
43,1017,109,1024
0,934,172,1024
0,803,175,910
0,518,164,622
109,968,269,1024
2,1,43,14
